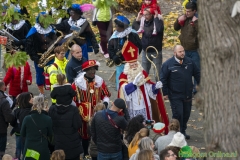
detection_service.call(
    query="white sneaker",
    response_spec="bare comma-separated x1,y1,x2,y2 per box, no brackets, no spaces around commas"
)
98,43,104,54
39,93,46,99
104,53,109,58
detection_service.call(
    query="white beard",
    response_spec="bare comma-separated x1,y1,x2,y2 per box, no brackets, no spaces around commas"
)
123,62,146,87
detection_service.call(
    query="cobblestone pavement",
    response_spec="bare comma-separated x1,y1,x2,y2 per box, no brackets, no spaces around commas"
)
0,47,205,158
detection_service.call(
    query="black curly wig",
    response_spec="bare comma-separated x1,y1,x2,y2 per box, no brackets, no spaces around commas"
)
68,7,83,16
125,114,145,144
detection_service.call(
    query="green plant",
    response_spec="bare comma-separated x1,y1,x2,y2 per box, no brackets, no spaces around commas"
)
4,51,29,69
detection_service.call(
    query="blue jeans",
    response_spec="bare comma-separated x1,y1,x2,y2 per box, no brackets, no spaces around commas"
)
185,50,200,94
116,64,125,90
0,135,7,159
98,151,122,160
15,135,22,159
142,50,162,81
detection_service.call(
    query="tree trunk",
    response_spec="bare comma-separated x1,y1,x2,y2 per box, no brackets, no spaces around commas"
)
197,0,240,159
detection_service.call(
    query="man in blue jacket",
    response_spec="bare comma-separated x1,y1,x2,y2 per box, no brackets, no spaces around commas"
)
160,45,200,139
65,44,87,83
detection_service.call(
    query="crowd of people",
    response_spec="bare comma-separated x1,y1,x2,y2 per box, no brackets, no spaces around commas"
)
0,0,201,160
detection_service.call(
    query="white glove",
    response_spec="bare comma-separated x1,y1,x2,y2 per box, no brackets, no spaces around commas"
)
231,1,240,17
133,73,143,85
158,14,163,20
155,81,163,89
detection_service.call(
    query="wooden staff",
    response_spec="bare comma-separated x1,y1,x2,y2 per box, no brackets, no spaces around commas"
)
145,46,169,129
145,46,160,81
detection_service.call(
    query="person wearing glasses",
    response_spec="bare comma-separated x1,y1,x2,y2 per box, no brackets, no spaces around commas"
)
133,7,164,81
137,0,162,35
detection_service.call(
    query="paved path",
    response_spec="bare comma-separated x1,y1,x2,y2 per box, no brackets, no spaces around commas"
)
0,47,205,158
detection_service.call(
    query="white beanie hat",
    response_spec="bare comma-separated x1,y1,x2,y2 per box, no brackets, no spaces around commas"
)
168,132,187,148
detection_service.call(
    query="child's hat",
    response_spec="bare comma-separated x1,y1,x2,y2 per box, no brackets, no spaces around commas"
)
153,122,165,133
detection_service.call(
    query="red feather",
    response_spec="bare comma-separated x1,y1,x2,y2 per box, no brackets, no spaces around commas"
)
80,4,95,12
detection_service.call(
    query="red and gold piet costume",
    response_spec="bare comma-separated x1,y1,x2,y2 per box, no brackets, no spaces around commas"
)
118,41,169,134
72,60,111,139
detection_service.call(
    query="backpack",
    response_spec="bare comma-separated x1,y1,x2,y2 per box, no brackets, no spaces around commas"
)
43,63,58,90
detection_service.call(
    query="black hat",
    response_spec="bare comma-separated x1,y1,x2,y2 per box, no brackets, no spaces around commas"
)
114,98,126,110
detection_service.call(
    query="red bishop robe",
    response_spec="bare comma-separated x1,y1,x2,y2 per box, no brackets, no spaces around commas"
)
72,73,111,139
118,70,169,134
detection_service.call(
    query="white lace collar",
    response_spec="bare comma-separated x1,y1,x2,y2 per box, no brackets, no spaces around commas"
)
115,27,132,38
68,17,86,27
74,72,103,91
5,20,25,30
34,23,52,35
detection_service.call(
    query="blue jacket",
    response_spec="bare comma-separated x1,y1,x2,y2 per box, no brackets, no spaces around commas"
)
65,56,87,83
160,56,200,99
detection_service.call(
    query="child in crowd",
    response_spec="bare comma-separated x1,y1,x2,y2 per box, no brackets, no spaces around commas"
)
51,150,65,160
10,92,34,160
50,73,76,106
88,103,106,160
137,0,162,35
128,128,149,157
3,61,32,102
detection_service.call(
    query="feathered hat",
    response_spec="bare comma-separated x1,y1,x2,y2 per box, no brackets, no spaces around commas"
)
82,60,100,71
68,3,95,13
114,15,130,28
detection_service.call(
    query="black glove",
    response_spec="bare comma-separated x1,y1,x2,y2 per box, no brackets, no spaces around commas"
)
113,56,122,65
94,49,99,54
13,40,21,46
103,102,108,108
14,39,26,46
92,21,97,26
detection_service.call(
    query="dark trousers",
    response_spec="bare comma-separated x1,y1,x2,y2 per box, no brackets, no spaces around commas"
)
98,151,122,160
82,139,90,156
169,99,192,134
66,156,80,160
0,135,7,159
96,21,113,54
185,50,200,94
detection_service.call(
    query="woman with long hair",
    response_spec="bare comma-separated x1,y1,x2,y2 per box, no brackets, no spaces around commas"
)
130,137,159,160
10,92,33,160
125,114,145,144
136,149,155,160
21,96,53,160
128,128,149,157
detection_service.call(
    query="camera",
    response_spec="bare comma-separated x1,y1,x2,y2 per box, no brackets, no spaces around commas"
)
145,120,154,124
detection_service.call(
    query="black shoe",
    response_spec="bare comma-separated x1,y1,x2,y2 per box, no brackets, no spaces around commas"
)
184,133,190,140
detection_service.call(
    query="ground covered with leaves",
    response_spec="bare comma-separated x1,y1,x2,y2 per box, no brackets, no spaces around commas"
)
83,0,184,50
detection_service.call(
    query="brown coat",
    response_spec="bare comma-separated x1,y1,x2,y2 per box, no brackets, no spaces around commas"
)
174,17,198,50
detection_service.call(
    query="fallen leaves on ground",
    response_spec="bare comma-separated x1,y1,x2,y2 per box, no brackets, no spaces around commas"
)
162,11,181,49
89,2,182,49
